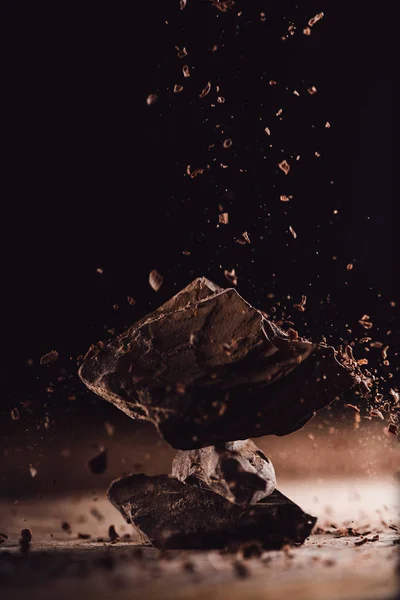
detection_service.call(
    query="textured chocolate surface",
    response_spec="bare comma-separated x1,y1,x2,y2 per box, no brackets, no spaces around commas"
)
172,439,276,506
108,473,316,550
79,278,363,449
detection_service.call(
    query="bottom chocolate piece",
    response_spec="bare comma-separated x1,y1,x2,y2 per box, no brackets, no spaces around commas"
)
108,474,316,550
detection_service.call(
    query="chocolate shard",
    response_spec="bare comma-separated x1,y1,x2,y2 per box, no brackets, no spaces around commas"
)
172,439,276,507
79,277,365,449
108,473,316,550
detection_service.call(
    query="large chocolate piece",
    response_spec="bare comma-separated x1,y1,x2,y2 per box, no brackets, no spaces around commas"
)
108,473,316,550
172,439,276,506
79,277,364,449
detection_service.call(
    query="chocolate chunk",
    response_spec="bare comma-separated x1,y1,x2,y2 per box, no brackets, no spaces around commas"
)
79,277,364,449
172,439,276,506
108,473,316,550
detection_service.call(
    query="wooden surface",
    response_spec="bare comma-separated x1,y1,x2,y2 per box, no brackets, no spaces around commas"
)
1,477,398,600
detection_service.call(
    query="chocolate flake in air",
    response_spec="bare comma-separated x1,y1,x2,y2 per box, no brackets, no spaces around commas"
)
369,408,384,420
278,160,290,175
307,86,317,95
199,82,212,98
242,231,251,244
224,269,238,286
180,0,187,9
104,421,115,437
79,277,366,450
29,465,37,478
223,138,232,149
149,270,163,292
308,12,324,27
87,448,108,475
174,84,184,93
182,65,190,77
11,407,20,421
293,295,307,312
219,212,229,224
146,94,158,105
289,226,297,239
108,473,316,550
176,47,188,58
359,315,373,330
265,127,271,136
40,350,59,365
127,296,136,306
388,423,398,435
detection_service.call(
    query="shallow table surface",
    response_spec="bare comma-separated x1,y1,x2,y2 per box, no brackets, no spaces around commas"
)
1,478,399,600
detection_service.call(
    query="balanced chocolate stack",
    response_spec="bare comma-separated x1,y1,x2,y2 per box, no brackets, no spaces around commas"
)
79,278,366,550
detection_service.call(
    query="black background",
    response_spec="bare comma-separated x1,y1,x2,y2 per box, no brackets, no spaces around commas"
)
0,0,398,425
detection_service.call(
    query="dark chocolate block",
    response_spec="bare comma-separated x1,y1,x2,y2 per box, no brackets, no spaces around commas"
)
79,277,365,449
172,439,276,506
108,473,316,550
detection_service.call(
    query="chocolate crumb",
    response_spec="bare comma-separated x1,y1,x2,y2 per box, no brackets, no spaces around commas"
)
108,525,119,542
87,448,108,475
40,350,59,365
149,270,163,292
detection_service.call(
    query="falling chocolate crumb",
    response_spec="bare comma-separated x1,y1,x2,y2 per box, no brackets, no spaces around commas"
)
149,270,163,292
344,404,360,412
29,465,37,478
127,296,136,306
265,127,271,135
176,47,188,59
223,138,232,149
180,0,187,9
219,212,229,225
359,315,373,329
369,408,384,420
308,12,324,27
146,94,158,106
104,421,115,437
346,263,354,271
11,407,20,421
278,160,290,175
293,295,307,312
242,231,251,244
289,226,297,239
182,65,190,78
87,448,108,475
40,350,59,365
108,525,119,542
224,269,238,286
199,82,212,98
307,86,317,95
174,84,184,93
